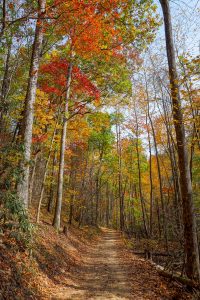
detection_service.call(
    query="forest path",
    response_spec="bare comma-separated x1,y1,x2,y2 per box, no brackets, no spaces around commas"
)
52,228,133,299
51,228,188,300
75,228,131,299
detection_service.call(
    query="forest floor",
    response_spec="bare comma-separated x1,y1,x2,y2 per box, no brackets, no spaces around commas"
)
0,219,196,299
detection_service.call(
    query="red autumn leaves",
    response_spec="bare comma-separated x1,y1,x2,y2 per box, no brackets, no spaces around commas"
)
40,58,100,101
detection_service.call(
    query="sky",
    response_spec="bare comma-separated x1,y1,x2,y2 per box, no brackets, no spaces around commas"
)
154,0,200,56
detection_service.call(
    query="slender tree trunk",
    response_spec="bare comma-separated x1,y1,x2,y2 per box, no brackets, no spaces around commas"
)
68,154,77,225
0,40,12,133
146,110,153,237
160,0,200,279
160,87,182,233
17,0,46,208
155,197,162,239
106,182,110,227
36,118,60,222
95,176,100,225
130,182,136,232
68,193,75,225
150,115,168,251
53,59,73,230
0,0,6,38
135,137,148,237
29,149,40,205
47,150,57,213
145,83,168,251
134,104,149,237
95,149,103,225
88,149,95,225
78,155,88,226
116,120,125,231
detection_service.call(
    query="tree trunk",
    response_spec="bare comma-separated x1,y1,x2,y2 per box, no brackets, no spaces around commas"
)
95,176,100,225
160,86,182,233
68,155,77,225
146,110,153,237
134,105,149,237
78,155,88,226
53,59,73,230
0,39,12,133
106,182,110,227
159,0,200,279
47,150,57,213
17,0,46,208
116,120,125,231
36,107,61,222
29,149,40,205
95,149,103,225
145,82,168,251
0,0,7,38
36,136,56,222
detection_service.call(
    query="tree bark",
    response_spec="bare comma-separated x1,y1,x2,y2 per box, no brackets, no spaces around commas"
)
134,105,149,237
47,150,57,213
17,0,46,208
116,119,125,231
29,149,40,205
145,81,168,251
36,115,59,223
53,58,73,230
0,39,12,133
0,0,7,37
68,154,77,225
159,0,200,279
160,86,182,233
146,109,153,237
95,148,103,225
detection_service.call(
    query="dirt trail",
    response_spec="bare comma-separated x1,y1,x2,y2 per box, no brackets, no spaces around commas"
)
51,228,190,300
52,228,132,299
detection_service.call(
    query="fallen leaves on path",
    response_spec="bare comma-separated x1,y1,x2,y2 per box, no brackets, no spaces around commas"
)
0,223,194,299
